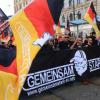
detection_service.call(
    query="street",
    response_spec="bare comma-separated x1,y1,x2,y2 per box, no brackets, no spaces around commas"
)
20,76,100,100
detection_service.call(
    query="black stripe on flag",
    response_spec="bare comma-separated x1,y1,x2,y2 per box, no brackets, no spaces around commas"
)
47,0,64,25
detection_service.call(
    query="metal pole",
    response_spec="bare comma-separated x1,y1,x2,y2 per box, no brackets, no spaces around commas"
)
73,0,75,20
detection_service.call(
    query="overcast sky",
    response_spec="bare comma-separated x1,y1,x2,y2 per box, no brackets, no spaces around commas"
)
0,0,14,16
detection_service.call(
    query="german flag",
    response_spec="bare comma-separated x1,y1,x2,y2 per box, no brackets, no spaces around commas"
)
0,0,64,100
84,1,100,37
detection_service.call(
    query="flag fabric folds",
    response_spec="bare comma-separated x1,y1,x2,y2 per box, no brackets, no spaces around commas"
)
84,1,100,37
0,0,64,100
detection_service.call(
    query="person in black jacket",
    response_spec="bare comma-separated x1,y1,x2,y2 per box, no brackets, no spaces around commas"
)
59,34,73,50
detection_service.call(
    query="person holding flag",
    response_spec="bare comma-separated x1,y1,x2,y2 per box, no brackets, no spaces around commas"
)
0,0,64,100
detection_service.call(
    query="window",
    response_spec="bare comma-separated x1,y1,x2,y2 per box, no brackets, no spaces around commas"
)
69,13,73,21
77,0,81,5
62,15,65,23
69,0,72,7
77,11,81,19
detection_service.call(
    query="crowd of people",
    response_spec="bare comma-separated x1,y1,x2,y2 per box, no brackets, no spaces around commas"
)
0,24,100,51
41,31,100,52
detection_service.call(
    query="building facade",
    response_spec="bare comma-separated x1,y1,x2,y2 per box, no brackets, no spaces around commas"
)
96,0,100,15
14,0,32,13
60,0,100,35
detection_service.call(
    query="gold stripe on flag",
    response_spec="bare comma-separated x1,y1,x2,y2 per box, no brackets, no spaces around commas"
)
10,10,41,98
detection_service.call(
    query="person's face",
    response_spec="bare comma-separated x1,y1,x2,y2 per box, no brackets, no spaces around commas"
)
63,35,69,41
88,38,93,44
48,39,53,45
90,33,93,36
77,38,83,45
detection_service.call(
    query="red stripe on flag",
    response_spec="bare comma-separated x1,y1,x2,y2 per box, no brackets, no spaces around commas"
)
0,59,17,75
88,8,95,21
24,0,55,38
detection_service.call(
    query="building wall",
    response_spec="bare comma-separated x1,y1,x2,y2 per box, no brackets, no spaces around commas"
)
61,0,97,24
14,0,32,13
60,0,98,35
96,0,100,15
14,0,99,19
